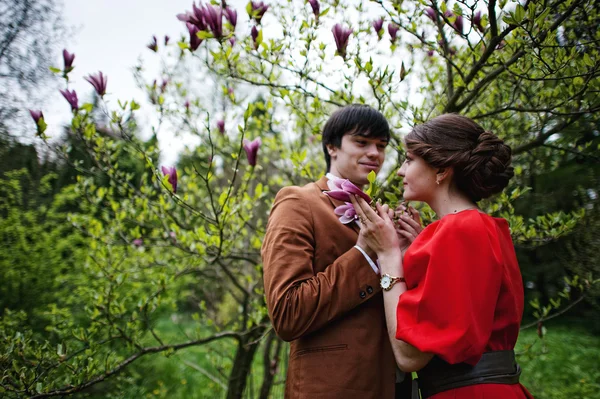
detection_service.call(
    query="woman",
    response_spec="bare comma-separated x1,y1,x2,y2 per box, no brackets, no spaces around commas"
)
351,114,534,398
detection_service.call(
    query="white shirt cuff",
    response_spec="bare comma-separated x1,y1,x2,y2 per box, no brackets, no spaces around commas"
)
354,245,379,274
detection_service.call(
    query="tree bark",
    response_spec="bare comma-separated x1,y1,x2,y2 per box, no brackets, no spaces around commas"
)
226,327,265,399
259,330,283,399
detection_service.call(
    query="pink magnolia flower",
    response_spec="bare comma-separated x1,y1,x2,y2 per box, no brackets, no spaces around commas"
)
388,23,399,43
229,36,237,46
224,7,237,29
62,49,75,72
243,137,261,166
327,176,345,191
325,179,371,203
334,202,357,224
425,7,436,21
133,238,143,247
29,110,44,124
308,0,320,20
249,1,269,24
147,35,158,52
473,11,484,33
29,109,46,135
332,24,353,59
251,25,260,50
60,89,78,111
164,35,170,45
84,71,108,97
177,3,207,30
453,15,464,34
187,22,202,51
217,120,225,134
203,3,224,39
161,166,178,193
372,18,384,38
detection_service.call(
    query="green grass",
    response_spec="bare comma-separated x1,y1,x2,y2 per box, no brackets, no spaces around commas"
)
102,315,288,399
76,317,599,399
517,325,600,399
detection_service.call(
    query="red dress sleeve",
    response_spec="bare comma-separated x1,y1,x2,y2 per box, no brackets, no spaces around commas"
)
395,211,504,365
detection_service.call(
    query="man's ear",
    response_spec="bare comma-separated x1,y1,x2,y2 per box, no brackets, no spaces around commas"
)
326,144,338,158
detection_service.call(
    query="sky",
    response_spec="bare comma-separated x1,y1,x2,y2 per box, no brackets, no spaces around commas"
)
46,0,210,165
44,0,416,166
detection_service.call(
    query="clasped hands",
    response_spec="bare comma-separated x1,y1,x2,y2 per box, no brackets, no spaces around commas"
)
351,196,423,261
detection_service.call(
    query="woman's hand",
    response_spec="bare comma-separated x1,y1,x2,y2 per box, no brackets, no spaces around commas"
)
394,204,423,256
351,196,400,257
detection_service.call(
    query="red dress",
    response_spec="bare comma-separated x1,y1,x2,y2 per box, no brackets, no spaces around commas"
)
396,210,534,398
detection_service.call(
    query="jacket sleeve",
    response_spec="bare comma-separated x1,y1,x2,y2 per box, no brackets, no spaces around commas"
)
262,186,381,342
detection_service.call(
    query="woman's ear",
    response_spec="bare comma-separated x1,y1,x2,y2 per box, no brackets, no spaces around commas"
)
436,167,453,184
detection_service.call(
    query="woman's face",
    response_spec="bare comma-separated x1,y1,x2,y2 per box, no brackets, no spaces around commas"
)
397,151,439,202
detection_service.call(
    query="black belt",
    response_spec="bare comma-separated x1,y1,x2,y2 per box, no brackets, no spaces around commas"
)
414,350,521,399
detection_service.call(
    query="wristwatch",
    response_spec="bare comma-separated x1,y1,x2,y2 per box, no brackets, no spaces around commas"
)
380,273,405,291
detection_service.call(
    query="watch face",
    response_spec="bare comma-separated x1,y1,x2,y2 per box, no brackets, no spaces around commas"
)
381,275,392,288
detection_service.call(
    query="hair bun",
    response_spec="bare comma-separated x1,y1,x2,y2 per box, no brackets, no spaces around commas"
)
460,130,514,201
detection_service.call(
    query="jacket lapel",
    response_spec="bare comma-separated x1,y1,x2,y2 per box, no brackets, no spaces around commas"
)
316,176,360,234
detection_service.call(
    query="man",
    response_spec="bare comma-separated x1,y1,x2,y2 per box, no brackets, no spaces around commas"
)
262,104,410,398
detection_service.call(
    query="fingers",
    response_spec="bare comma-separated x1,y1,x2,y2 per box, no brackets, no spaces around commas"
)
396,228,418,243
349,195,367,222
407,206,422,224
351,195,379,221
376,202,392,222
395,217,418,237
399,214,423,233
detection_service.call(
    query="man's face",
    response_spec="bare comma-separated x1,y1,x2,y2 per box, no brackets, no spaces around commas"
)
327,133,388,187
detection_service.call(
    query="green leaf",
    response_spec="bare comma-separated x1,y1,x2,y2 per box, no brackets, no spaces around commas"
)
81,103,94,113
197,31,213,40
256,29,263,47
384,192,399,203
514,4,525,23
37,118,47,134
367,170,377,184
49,66,62,74
130,100,141,111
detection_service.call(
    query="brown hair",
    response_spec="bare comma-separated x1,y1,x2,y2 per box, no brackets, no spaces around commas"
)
405,114,514,202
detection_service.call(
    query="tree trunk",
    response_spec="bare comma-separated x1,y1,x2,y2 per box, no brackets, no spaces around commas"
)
259,330,283,399
226,327,265,399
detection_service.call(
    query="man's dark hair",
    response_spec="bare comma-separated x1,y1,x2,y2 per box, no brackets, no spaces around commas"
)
321,104,390,172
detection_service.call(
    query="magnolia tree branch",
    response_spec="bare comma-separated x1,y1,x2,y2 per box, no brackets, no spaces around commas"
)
513,117,583,155
28,331,244,399
520,295,586,330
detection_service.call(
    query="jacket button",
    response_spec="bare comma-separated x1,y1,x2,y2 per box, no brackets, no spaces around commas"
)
359,291,366,299
366,286,373,294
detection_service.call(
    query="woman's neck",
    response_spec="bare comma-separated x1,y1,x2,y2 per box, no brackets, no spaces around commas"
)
429,192,478,219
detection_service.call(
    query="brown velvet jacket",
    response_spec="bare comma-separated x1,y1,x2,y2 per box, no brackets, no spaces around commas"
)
262,176,396,398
